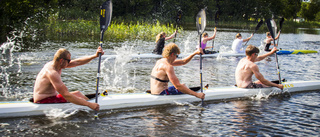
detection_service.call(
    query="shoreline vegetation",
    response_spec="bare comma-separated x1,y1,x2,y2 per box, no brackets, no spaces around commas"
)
45,19,320,42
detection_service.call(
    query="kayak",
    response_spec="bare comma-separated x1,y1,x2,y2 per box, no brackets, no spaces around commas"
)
1,80,320,118
102,49,318,59
276,49,318,55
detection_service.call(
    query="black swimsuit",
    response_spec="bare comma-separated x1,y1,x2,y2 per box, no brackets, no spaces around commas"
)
150,75,169,83
264,43,271,51
152,38,165,55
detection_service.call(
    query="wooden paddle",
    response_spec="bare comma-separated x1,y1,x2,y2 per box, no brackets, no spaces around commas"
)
95,0,112,119
196,8,206,106
174,9,182,43
266,18,281,85
243,19,264,46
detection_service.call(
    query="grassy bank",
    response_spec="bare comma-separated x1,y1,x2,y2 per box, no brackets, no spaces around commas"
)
45,19,180,42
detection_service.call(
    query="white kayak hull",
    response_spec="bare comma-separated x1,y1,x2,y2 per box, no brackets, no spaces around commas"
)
1,80,320,118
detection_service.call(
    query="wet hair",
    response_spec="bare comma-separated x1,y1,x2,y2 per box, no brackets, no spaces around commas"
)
53,48,70,62
202,32,208,37
245,45,260,56
162,43,181,58
156,32,166,43
236,33,242,38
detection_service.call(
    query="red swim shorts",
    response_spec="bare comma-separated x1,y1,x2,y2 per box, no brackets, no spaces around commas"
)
36,94,68,104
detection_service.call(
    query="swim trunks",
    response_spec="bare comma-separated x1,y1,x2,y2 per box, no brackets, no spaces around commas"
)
245,83,264,88
36,94,68,104
159,86,183,95
264,43,271,51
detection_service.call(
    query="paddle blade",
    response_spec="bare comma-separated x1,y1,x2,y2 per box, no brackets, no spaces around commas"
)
196,9,206,35
279,17,284,30
254,19,263,33
266,18,277,39
100,0,113,32
214,11,219,25
176,9,182,24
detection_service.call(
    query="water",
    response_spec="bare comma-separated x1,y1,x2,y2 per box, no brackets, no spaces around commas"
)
0,29,320,136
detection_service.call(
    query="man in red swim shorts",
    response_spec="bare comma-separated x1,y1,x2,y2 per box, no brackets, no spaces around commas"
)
33,47,103,111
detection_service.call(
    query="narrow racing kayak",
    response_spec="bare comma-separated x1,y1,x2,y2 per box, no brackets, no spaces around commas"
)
276,49,318,55
1,80,319,118
102,49,318,59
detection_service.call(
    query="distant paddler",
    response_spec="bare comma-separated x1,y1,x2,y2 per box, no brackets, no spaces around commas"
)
198,28,218,54
150,43,205,99
152,31,178,55
232,33,253,53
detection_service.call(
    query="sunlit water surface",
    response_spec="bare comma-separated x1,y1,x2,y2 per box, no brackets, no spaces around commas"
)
0,29,319,136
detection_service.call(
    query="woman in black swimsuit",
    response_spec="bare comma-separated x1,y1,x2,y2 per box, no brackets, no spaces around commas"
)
152,31,178,55
264,32,280,51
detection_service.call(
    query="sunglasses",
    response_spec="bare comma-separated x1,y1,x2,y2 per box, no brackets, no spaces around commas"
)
175,54,179,58
63,58,71,63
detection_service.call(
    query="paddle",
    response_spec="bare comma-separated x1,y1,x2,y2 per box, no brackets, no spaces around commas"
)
211,11,219,51
243,19,264,46
276,17,284,46
95,0,112,119
266,18,282,85
196,8,206,106
174,10,182,43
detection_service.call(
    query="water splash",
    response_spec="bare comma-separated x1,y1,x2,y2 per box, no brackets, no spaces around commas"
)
101,41,138,93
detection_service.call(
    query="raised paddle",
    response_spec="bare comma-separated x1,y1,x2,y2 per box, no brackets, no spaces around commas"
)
276,17,284,46
212,11,219,51
174,9,182,43
95,0,112,119
243,19,264,46
196,8,206,106
266,18,282,85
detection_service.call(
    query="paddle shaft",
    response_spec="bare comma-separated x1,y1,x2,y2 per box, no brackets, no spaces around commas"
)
95,31,105,118
199,35,204,106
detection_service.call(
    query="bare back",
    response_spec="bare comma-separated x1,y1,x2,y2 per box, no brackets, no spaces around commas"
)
33,62,61,102
235,58,255,88
150,58,170,94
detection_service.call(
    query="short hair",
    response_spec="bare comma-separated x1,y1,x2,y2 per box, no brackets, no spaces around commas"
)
162,43,181,58
266,32,271,36
236,33,242,38
53,48,70,61
245,45,260,56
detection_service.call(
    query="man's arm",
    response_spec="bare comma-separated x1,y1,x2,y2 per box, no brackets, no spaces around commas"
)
243,33,253,42
67,46,104,68
255,47,277,62
172,48,200,66
166,66,205,99
48,71,99,110
251,64,283,89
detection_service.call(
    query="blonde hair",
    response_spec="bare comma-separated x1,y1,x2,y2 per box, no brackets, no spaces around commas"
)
245,45,260,56
53,48,70,61
156,32,166,43
162,43,180,58
236,33,242,38
266,32,271,36
202,32,208,37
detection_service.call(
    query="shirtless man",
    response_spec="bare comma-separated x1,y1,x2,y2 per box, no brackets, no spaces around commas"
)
33,47,104,111
150,43,205,99
235,45,283,89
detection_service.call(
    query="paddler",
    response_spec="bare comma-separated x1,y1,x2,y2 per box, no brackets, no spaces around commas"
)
150,43,205,99
198,28,218,54
33,47,103,111
232,33,253,53
263,31,281,51
235,45,283,89
152,30,178,55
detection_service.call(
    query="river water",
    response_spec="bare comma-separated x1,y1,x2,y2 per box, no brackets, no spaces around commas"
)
0,28,320,136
